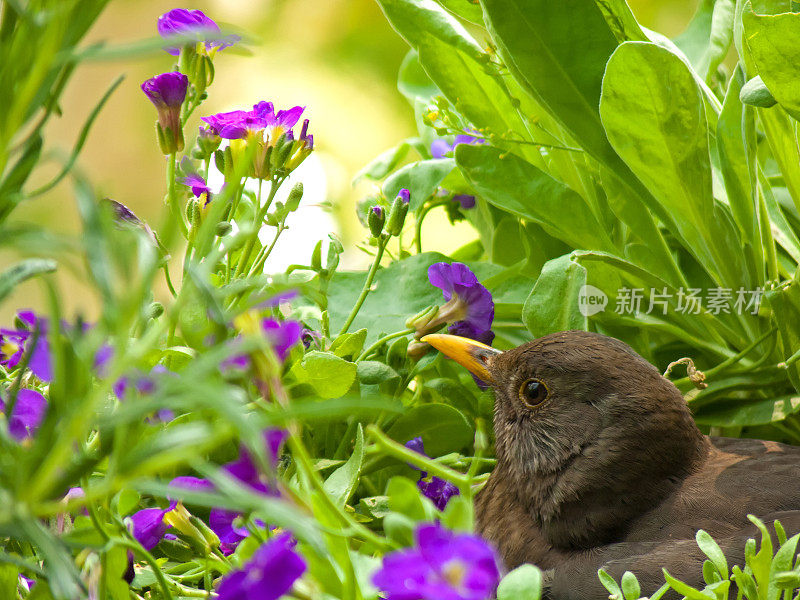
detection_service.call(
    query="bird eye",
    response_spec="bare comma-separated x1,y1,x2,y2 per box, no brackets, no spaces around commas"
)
519,378,548,408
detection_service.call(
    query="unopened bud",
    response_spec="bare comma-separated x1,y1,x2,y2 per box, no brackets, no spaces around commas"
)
286,182,304,212
368,205,385,237
405,305,439,330
216,221,232,236
147,302,165,319
386,188,411,236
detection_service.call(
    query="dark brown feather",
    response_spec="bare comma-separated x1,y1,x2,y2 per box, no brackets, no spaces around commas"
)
475,331,800,599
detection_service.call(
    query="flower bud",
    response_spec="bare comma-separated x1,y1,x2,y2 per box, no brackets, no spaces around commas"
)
164,503,210,554
311,240,323,271
386,188,411,237
368,205,385,237
142,72,188,155
740,75,777,108
195,125,221,159
216,221,232,236
285,182,303,212
147,302,165,319
405,305,439,330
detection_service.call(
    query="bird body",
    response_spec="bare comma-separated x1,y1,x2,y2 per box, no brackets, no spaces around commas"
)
422,330,800,599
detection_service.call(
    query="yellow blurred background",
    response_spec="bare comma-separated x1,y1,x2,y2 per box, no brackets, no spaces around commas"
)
2,0,699,322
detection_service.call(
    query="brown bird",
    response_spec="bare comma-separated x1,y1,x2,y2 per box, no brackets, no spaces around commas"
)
423,330,800,599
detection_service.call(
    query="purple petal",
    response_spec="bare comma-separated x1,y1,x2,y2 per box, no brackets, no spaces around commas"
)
157,8,225,55
1,389,47,441
262,319,302,362
452,194,476,209
168,476,214,497
129,506,173,550
274,106,305,129
397,188,411,204
141,72,188,109
209,508,249,544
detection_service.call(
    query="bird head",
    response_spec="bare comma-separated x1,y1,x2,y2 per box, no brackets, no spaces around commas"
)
423,329,708,548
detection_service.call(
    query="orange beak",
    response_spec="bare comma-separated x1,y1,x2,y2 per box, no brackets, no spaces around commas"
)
421,334,501,385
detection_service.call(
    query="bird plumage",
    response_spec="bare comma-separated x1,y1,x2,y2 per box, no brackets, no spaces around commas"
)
459,330,800,599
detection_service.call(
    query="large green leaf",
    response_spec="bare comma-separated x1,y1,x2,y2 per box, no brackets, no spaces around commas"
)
327,252,448,343
386,403,473,457
290,352,358,399
323,425,365,506
522,254,588,337
743,8,800,122
456,144,616,253
383,158,455,211
600,41,745,287
694,395,800,426
375,0,538,165
478,0,620,167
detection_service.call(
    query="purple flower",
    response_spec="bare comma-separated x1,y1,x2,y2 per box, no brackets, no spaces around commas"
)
168,476,214,496
301,328,321,350
224,319,302,370
128,502,177,550
452,194,476,209
179,173,212,202
157,9,238,56
404,437,460,510
114,365,174,400
372,206,384,218
0,310,52,381
428,263,494,335
201,103,304,142
207,429,287,552
216,532,306,600
141,72,188,153
430,133,484,159
372,523,500,600
398,188,411,204
0,389,47,441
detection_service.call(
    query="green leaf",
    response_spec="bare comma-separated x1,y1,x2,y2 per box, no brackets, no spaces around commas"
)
330,329,367,361
597,568,623,599
440,495,473,531
662,568,716,600
0,564,18,600
696,530,728,580
694,395,800,427
595,0,647,42
323,425,365,506
387,476,434,521
497,564,543,600
600,41,743,286
0,258,56,304
456,144,615,252
290,352,358,399
523,254,587,337
437,0,484,24
743,8,800,121
479,0,627,170
357,361,399,384
769,533,800,599
398,50,440,101
376,0,535,161
327,252,449,343
102,546,130,600
383,159,454,211
353,142,413,183
386,403,472,457
620,571,641,600
111,488,141,516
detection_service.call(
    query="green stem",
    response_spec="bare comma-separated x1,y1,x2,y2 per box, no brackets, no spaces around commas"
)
233,178,280,279
286,432,393,551
166,153,187,239
339,236,389,335
162,265,178,298
365,425,471,492
112,538,175,600
357,329,414,362
249,223,286,276
414,201,446,254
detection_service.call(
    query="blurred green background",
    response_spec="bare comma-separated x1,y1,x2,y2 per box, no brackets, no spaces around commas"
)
3,0,699,322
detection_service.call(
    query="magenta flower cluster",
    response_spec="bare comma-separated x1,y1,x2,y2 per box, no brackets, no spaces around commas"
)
373,523,500,600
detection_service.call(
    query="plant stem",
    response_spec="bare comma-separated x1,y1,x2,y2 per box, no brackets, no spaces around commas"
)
248,223,286,276
233,178,280,279
365,425,471,492
414,200,446,253
339,235,389,335
356,329,414,362
166,153,187,239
